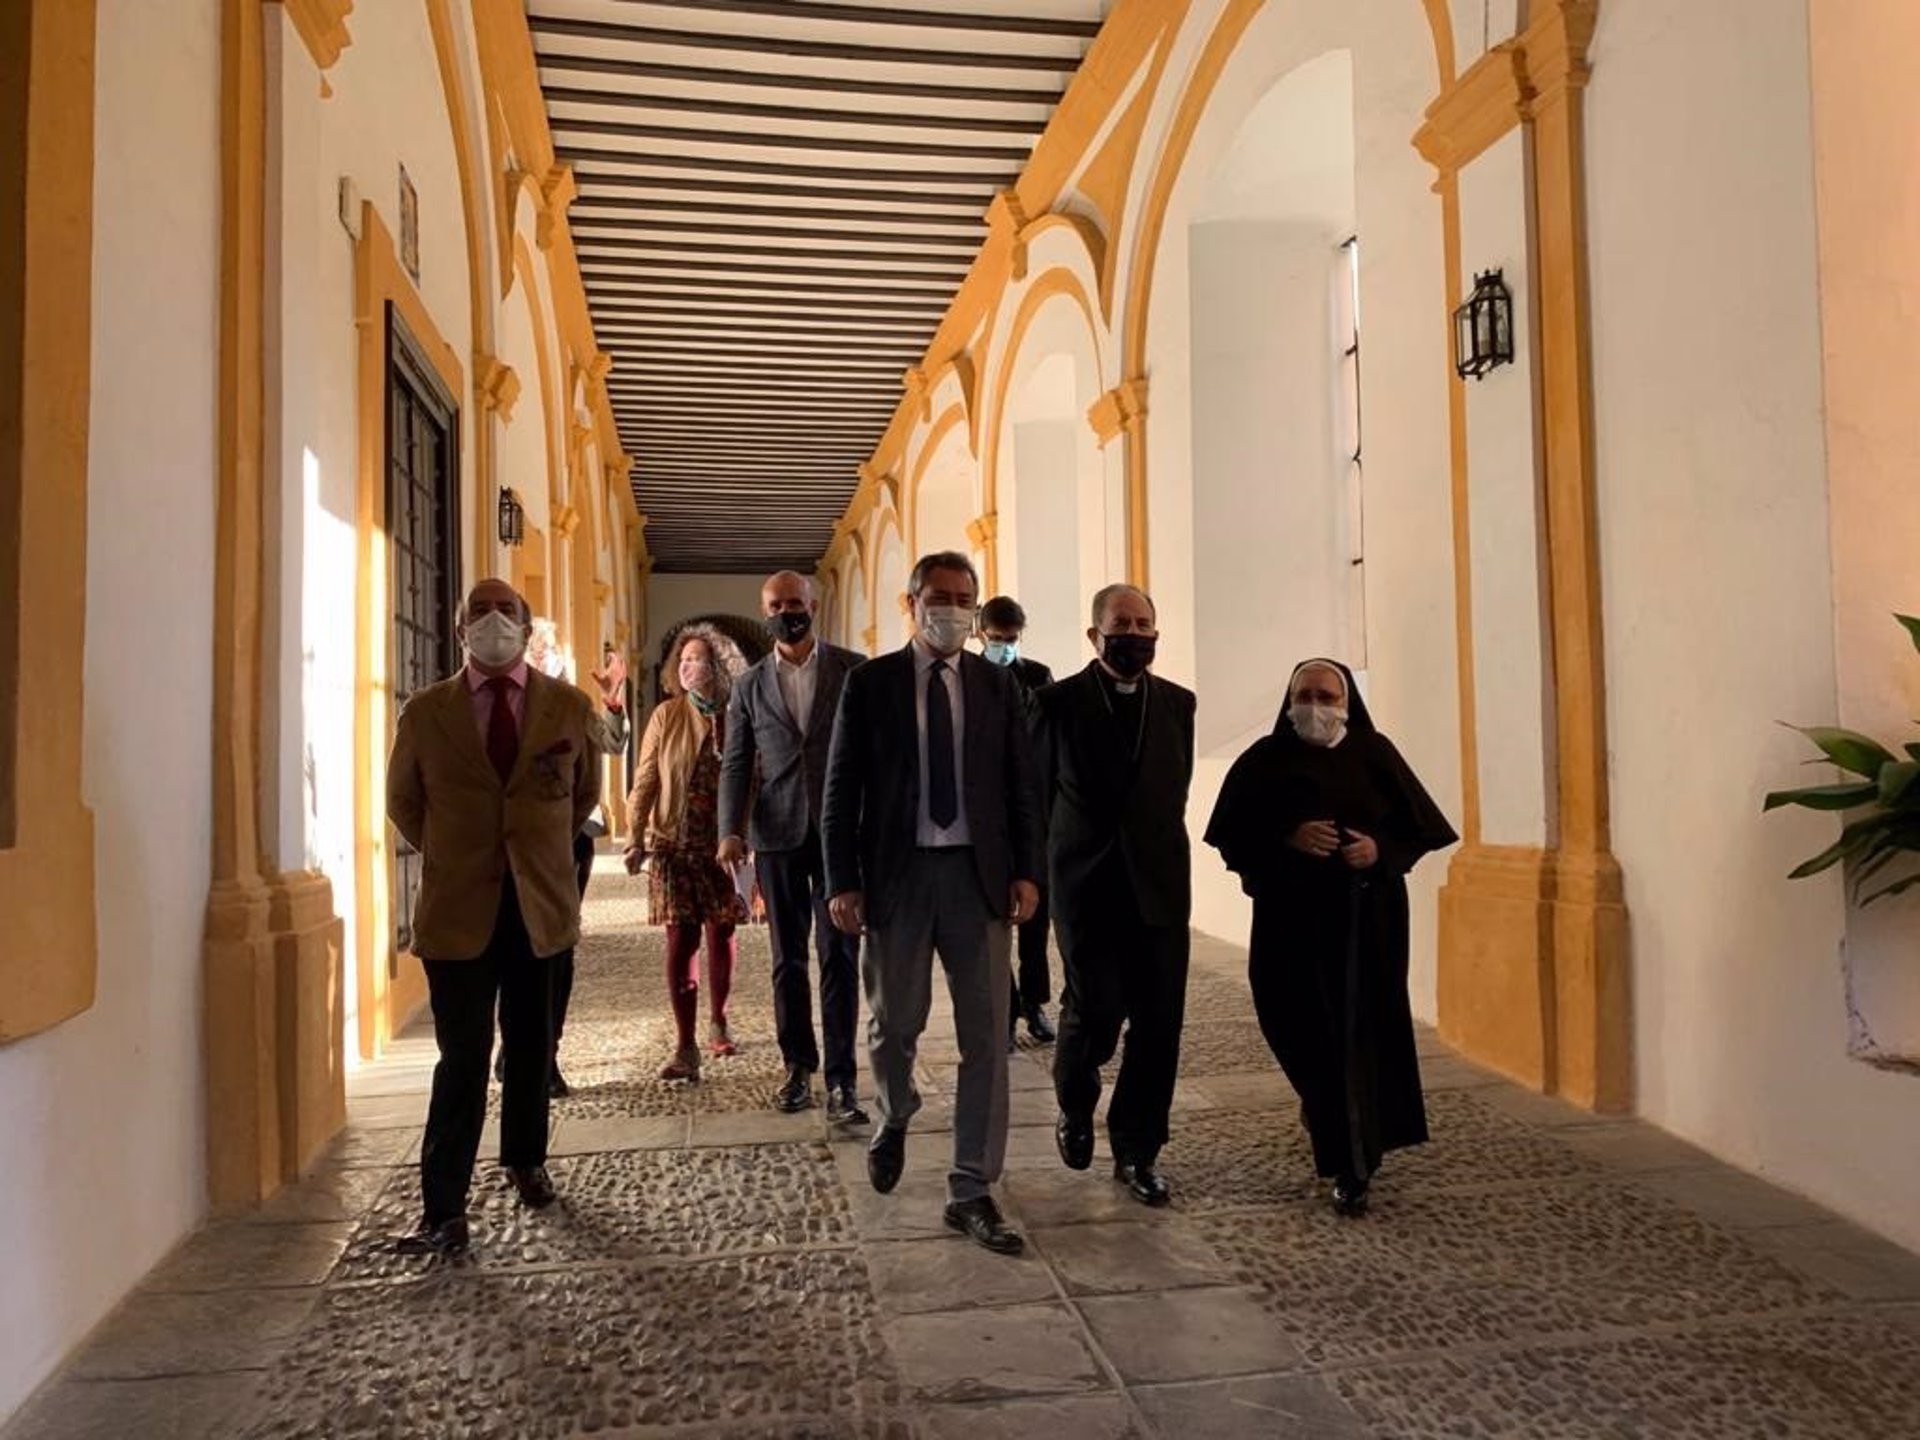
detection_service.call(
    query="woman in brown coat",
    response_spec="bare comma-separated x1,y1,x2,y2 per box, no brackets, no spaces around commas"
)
625,624,750,1080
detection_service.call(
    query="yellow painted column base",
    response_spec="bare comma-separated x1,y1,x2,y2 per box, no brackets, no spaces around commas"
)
204,869,347,1209
1438,843,1632,1113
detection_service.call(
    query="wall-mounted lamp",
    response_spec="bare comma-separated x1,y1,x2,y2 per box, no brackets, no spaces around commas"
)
1454,268,1515,381
497,486,525,547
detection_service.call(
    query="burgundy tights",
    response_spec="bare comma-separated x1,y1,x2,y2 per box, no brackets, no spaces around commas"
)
665,922,736,1049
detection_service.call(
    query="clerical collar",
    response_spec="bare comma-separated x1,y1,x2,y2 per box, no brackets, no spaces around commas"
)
1112,679,1139,695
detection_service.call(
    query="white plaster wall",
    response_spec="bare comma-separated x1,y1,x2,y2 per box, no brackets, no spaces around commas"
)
1189,221,1347,755
273,0,481,1044
1459,130,1553,848
1007,414,1084,667
0,0,221,1418
1588,0,1920,1253
1133,1,1457,996
496,270,554,535
1807,0,1920,1062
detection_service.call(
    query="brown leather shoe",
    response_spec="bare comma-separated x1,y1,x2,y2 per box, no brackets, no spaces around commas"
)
505,1165,556,1209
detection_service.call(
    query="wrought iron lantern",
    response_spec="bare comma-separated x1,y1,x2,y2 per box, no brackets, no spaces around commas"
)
1454,268,1514,381
497,485,525,547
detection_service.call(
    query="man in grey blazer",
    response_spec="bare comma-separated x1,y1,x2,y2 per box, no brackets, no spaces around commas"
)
822,551,1043,1256
718,571,869,1123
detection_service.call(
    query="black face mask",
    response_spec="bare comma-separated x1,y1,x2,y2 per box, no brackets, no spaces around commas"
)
767,610,813,644
1101,632,1156,680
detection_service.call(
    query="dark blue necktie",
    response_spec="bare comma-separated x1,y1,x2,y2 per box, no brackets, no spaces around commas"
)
926,659,957,828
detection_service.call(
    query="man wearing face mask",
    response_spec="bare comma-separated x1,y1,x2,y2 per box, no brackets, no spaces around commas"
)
1203,659,1456,1216
717,570,868,1121
1032,584,1196,1206
386,578,602,1255
822,551,1043,1255
977,596,1058,1047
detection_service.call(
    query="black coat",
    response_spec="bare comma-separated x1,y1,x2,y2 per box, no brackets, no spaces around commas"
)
1031,663,1196,930
821,645,1044,926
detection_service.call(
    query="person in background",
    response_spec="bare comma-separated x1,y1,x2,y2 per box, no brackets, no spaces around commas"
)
1203,658,1456,1216
1033,584,1195,1207
822,552,1043,1256
624,624,750,1082
718,571,869,1124
386,579,600,1255
977,595,1058,1047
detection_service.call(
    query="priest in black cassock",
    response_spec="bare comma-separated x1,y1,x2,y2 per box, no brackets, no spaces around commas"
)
1034,584,1196,1207
1203,658,1455,1216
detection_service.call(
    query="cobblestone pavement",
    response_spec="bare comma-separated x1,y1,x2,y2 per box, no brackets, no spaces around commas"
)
10,864,1920,1438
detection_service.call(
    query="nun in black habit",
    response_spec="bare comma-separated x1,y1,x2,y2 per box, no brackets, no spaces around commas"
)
1203,659,1456,1215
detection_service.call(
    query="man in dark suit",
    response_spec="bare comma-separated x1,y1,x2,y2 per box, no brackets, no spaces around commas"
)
822,551,1043,1255
718,570,869,1123
386,578,601,1255
977,595,1058,1046
1032,583,1196,1207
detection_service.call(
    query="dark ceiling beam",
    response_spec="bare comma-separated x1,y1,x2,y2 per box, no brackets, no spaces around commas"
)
609,383,899,406
555,143,1017,189
544,84,1043,135
583,271,957,302
572,168,993,208
573,192,982,231
552,115,1032,162
607,358,907,382
597,329,926,356
535,50,1062,106
526,16,1080,72
577,253,969,285
594,305,935,333
569,214,980,248
572,0,1102,40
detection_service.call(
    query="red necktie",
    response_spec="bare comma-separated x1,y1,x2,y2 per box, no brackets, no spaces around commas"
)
485,676,519,783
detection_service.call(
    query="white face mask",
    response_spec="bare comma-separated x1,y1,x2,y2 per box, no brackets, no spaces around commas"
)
919,605,973,655
1290,702,1349,747
465,610,527,669
679,658,714,692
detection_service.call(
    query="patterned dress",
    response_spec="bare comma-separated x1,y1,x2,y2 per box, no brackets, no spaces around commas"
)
648,707,747,927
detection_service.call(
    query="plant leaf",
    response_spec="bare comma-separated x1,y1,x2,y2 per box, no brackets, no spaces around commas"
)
1860,869,1920,906
1787,812,1902,879
1895,613,1920,655
1791,725,1898,779
1762,781,1880,812
1879,760,1920,806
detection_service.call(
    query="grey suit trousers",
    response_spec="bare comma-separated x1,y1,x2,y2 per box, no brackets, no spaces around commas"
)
862,849,1013,1203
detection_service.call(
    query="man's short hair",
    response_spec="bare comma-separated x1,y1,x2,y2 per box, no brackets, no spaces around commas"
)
979,595,1027,631
1090,583,1155,629
907,550,979,600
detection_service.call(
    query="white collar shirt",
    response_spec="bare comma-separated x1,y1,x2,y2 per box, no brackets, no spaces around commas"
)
911,637,971,847
774,641,820,735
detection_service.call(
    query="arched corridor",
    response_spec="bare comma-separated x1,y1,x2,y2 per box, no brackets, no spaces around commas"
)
5,0,1920,1431
9,864,1919,1439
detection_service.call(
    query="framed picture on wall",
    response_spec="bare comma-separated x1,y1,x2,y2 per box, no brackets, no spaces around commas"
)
399,165,420,283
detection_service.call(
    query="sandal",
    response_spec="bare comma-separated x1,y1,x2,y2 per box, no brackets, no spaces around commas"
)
658,1046,701,1083
708,1022,738,1058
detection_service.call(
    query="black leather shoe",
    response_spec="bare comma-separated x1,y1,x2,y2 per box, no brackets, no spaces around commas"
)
1023,1003,1057,1044
1055,1111,1095,1171
506,1165,557,1209
826,1085,870,1126
774,1064,815,1114
867,1126,906,1194
1114,1160,1172,1208
943,1196,1025,1255
393,1216,470,1256
548,1067,571,1099
1331,1174,1370,1217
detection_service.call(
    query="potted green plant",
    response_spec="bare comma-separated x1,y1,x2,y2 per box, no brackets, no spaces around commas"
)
1764,614,1920,904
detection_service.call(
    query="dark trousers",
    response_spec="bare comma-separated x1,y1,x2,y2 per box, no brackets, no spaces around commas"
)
758,827,859,1089
1009,887,1053,1016
420,881,554,1224
1052,856,1189,1166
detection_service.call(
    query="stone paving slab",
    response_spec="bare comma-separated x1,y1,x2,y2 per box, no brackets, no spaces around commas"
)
9,871,1920,1440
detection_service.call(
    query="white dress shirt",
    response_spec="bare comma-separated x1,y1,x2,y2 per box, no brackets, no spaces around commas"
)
774,640,820,734
911,637,971,847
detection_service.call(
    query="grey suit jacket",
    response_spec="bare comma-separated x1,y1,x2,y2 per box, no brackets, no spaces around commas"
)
718,640,861,852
